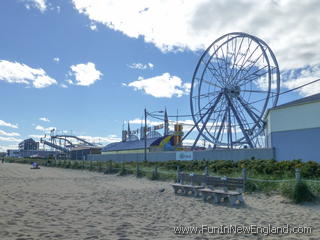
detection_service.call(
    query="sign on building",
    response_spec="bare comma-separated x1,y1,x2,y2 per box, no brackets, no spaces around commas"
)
176,151,193,161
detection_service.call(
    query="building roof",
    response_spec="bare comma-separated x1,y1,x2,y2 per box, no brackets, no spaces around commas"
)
102,137,159,152
270,93,320,111
19,138,36,145
70,146,101,151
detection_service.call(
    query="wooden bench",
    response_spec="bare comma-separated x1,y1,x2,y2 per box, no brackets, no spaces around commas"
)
199,176,244,206
171,173,206,197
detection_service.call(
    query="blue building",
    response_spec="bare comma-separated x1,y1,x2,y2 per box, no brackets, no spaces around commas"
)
265,93,320,161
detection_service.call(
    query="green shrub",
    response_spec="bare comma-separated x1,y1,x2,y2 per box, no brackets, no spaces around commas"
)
245,181,258,193
150,168,159,180
306,182,320,194
104,161,117,174
65,161,71,168
118,162,128,176
280,181,315,203
135,164,144,178
280,182,294,200
301,161,320,178
293,181,315,203
72,161,79,169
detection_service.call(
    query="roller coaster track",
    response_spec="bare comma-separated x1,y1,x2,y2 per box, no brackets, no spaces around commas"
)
40,139,70,153
52,135,95,146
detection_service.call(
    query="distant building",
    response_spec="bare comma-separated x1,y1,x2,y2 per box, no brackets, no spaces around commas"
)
70,146,101,160
102,137,159,154
102,136,175,154
265,93,320,161
19,138,39,151
7,149,21,157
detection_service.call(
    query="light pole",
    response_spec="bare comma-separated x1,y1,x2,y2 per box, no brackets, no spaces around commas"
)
144,108,147,162
144,109,164,162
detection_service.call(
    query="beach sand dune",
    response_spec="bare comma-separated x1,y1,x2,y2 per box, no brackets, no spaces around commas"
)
0,163,319,240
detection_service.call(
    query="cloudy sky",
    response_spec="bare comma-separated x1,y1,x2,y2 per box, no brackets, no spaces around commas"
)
0,0,319,151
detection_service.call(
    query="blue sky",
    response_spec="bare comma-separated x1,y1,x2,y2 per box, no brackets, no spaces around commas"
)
0,0,319,151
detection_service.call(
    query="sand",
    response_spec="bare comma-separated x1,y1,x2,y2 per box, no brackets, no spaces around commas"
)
0,163,319,240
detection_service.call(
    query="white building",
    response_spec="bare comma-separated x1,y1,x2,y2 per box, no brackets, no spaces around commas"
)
265,93,320,161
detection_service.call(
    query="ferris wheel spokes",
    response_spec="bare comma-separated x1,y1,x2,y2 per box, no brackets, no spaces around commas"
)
190,32,280,149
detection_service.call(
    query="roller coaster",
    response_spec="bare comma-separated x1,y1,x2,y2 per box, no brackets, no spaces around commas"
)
40,132,97,153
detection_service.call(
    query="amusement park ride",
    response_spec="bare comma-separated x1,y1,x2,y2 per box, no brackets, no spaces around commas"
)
150,32,281,150
40,129,97,153
187,32,280,149
41,32,282,152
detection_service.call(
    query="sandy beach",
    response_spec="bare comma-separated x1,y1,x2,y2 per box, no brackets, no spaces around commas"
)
0,163,319,240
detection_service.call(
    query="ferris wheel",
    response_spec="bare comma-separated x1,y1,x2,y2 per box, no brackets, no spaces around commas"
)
189,32,280,148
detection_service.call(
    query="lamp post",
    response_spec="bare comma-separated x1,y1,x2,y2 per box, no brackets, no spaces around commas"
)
144,108,147,162
144,109,164,162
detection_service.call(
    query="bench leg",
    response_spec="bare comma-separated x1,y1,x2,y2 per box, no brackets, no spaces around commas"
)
173,186,184,195
192,189,200,197
202,192,208,202
181,187,187,196
187,188,193,196
229,195,243,206
172,186,179,194
228,195,236,205
238,194,244,204
212,193,219,204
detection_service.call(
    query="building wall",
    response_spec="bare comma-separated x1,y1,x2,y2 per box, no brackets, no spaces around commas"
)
88,148,274,162
7,149,20,157
102,149,148,154
265,101,320,161
266,101,320,135
271,127,320,161
19,150,59,158
19,139,39,151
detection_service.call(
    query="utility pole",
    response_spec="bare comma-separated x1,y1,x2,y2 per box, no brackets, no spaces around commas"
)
144,108,147,162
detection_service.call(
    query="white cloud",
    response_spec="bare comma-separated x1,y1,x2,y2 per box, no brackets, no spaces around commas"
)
53,57,60,62
73,0,320,98
23,0,47,12
0,130,20,137
29,134,45,139
69,62,103,86
90,23,97,31
282,66,320,96
128,118,197,133
72,0,320,71
35,125,56,132
124,73,189,98
0,144,19,152
0,136,22,142
0,60,57,88
129,118,162,126
39,117,50,122
0,120,18,129
78,135,121,144
128,62,154,70
60,83,68,88
66,79,73,85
